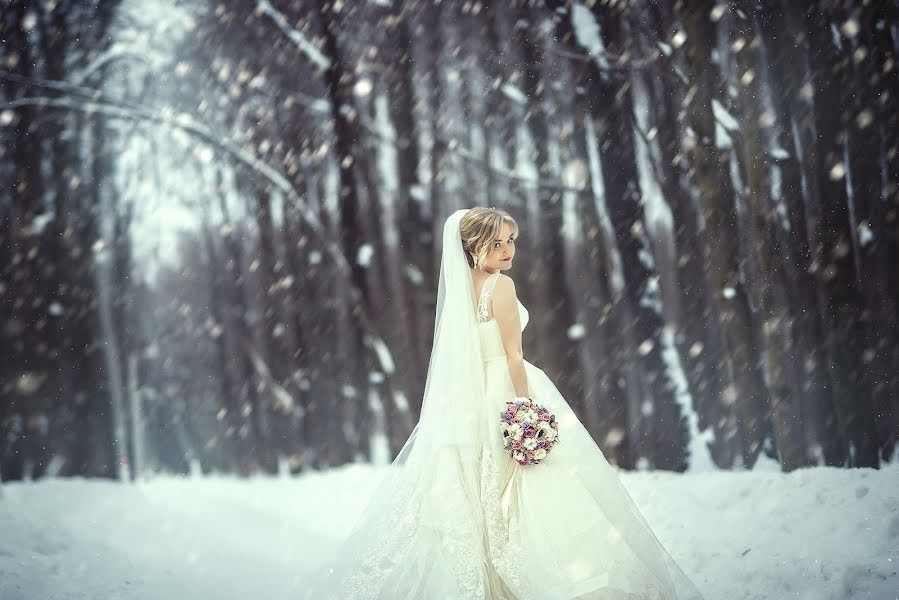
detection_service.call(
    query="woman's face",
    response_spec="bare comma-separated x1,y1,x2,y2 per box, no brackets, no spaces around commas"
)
480,221,516,272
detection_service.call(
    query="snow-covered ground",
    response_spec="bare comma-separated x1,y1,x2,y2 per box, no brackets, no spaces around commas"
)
1,462,897,600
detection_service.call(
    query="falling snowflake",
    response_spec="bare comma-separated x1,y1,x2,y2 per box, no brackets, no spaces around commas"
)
353,79,373,97
710,4,727,22
567,323,586,340
356,244,374,267
858,223,874,247
856,109,873,129
829,162,846,181
637,338,655,356
840,19,860,38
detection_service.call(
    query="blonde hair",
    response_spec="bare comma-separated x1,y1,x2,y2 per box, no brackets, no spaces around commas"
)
459,206,519,270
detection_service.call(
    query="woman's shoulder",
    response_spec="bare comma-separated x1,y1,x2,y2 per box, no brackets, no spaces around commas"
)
492,272,517,296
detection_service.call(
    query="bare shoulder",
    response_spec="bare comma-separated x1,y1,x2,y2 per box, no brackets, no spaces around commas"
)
495,272,515,286
491,274,520,326
492,273,518,301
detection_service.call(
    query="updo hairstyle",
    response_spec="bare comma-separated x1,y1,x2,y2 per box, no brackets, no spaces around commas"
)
459,207,519,271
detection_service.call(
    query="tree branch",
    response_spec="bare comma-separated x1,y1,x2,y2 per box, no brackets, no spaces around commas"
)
254,0,330,70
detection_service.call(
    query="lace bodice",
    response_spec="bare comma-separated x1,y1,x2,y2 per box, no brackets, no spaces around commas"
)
474,272,529,331
475,272,501,323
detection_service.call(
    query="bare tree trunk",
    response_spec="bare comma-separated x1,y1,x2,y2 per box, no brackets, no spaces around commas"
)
126,353,145,480
640,0,737,468
678,0,773,468
729,0,806,471
318,2,407,458
382,2,430,414
756,0,838,467
95,185,130,480
218,193,276,475
805,4,879,467
870,2,899,460
512,4,583,423
201,196,241,474
569,5,689,470
844,1,899,462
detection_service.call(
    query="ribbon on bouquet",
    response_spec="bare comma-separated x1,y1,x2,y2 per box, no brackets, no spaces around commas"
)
499,460,520,522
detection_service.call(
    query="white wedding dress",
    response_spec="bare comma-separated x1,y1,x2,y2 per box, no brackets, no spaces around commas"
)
302,210,705,600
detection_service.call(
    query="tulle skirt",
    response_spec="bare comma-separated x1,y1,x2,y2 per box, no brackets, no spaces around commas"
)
478,357,703,600
302,356,705,600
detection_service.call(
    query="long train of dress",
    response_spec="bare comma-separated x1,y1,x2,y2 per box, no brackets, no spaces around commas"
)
302,290,705,599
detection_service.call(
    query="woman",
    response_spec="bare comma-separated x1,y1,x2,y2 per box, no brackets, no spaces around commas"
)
303,207,705,599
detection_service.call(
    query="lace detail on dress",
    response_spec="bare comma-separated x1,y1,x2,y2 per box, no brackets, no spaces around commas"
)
329,449,487,599
476,272,501,323
480,443,534,598
337,471,420,597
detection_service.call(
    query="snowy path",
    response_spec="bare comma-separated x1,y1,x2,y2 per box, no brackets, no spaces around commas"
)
1,463,896,600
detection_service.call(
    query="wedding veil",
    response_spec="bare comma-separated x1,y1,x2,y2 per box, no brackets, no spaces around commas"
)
303,208,489,598
417,207,486,446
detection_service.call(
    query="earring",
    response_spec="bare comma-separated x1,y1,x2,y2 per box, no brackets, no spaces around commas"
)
472,254,478,266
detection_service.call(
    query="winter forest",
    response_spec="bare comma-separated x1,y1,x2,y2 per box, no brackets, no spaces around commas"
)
2,0,899,488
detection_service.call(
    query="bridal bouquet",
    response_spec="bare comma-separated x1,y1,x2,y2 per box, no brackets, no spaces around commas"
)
500,397,559,466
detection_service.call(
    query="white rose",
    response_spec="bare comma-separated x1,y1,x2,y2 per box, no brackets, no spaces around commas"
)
534,448,547,460
508,423,522,436
523,437,537,450
514,451,525,461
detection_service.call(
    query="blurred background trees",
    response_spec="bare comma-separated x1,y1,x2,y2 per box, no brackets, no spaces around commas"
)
2,0,897,480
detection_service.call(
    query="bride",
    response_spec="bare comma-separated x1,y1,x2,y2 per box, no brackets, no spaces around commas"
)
303,207,706,599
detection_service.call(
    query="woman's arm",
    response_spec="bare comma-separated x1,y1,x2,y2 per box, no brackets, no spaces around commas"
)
491,274,530,398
